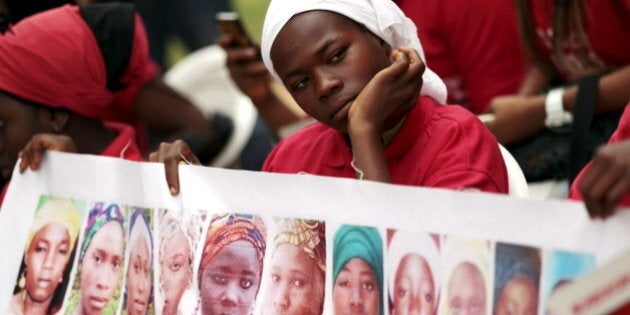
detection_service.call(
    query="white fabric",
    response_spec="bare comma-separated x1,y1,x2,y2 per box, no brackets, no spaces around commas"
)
387,231,441,311
260,0,447,104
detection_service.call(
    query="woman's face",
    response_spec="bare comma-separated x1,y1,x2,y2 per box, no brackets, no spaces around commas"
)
333,257,380,315
126,237,151,315
262,243,325,315
160,230,191,315
270,10,392,133
24,223,72,303
79,221,125,315
199,240,262,315
392,254,435,315
447,262,486,315
495,275,538,315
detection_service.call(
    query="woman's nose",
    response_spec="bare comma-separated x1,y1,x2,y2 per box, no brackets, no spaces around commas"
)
272,281,290,311
315,69,343,101
349,286,364,311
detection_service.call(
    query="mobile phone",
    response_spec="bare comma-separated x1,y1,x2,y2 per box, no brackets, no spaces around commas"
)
215,11,253,47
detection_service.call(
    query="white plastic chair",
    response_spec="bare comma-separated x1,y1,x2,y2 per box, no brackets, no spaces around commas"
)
164,45,258,168
499,144,529,198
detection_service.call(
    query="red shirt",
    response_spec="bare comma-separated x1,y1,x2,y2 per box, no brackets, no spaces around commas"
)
395,0,526,113
529,0,630,80
263,96,508,194
101,122,145,161
569,105,630,206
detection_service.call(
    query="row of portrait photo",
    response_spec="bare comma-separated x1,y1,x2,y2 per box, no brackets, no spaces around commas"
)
9,195,597,315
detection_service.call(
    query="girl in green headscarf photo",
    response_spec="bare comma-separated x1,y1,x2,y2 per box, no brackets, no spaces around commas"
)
333,225,383,315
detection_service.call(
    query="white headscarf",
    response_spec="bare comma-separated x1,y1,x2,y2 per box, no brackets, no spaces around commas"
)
260,0,447,104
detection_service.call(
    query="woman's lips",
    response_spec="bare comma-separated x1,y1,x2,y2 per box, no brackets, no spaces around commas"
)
88,296,108,309
36,278,52,289
332,99,353,124
134,299,147,312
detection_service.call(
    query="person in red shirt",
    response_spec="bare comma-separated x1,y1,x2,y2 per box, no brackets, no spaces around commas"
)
488,0,630,145
0,4,153,203
394,0,527,114
0,2,231,160
569,104,630,218
150,0,508,196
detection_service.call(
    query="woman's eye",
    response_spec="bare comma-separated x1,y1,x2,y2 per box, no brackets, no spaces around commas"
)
328,48,347,65
134,262,140,273
271,274,280,283
112,259,121,271
241,279,253,289
58,248,68,255
337,280,349,288
212,273,227,285
397,289,407,298
35,244,47,253
424,292,433,302
292,279,304,287
363,281,374,291
170,263,181,272
292,77,310,92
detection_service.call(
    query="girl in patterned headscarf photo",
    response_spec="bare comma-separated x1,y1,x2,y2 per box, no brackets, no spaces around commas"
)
65,202,126,315
261,218,325,315
198,213,266,315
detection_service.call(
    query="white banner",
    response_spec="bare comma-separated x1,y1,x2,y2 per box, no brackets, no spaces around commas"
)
0,152,628,315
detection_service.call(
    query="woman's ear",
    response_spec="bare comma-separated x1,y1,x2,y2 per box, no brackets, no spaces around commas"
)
38,109,69,133
52,112,69,133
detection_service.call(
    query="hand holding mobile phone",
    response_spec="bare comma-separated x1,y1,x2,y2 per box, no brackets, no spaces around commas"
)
215,11,253,47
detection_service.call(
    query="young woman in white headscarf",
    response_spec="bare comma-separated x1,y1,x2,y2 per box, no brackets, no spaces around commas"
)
151,0,508,196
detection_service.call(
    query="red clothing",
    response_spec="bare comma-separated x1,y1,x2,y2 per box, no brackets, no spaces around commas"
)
101,122,144,161
0,122,144,205
395,0,526,113
263,96,508,193
529,0,630,80
0,4,158,121
569,105,630,206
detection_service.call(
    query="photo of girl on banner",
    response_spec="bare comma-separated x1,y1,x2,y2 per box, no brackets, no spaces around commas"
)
387,230,440,315
333,224,383,315
121,208,154,314
439,236,491,315
542,250,595,315
64,202,126,315
7,196,82,315
197,213,266,315
157,209,203,315
493,243,541,315
260,218,326,315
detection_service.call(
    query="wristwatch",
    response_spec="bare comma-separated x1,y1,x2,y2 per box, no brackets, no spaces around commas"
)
544,87,573,129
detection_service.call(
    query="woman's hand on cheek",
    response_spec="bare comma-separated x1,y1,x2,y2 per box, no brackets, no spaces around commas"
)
149,140,201,196
19,134,77,173
348,47,424,136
